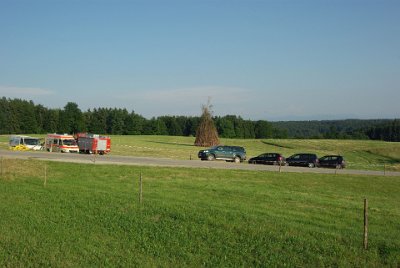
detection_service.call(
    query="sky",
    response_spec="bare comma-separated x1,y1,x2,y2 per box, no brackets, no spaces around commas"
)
0,0,399,121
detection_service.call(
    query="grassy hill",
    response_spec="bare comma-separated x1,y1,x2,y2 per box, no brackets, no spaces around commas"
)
0,159,399,266
1,135,400,171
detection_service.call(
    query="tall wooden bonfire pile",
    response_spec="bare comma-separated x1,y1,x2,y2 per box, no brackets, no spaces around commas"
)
194,103,220,147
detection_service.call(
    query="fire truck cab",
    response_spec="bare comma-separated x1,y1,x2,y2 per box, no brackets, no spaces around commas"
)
45,134,79,153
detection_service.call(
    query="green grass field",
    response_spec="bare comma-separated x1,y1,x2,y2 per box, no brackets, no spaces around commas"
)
1,159,399,266
2,134,399,171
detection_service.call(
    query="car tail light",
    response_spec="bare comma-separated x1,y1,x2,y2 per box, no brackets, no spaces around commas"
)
278,156,282,161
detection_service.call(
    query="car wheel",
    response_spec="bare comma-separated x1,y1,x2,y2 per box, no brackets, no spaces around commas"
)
308,162,315,168
207,154,215,161
336,164,342,169
234,156,241,163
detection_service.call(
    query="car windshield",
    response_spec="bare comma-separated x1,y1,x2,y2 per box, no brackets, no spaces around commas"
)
24,138,40,146
62,139,77,146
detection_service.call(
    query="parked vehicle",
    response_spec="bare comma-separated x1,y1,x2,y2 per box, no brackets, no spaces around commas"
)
45,134,79,153
198,145,246,163
286,153,319,168
318,155,346,169
9,135,42,151
248,153,286,165
76,133,111,155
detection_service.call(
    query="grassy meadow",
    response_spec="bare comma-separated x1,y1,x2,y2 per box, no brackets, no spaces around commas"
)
2,134,399,171
0,159,399,266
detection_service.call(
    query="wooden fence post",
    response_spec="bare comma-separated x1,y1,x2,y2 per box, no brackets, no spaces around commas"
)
44,164,47,187
1,157,3,177
364,198,368,250
93,153,97,164
139,172,143,204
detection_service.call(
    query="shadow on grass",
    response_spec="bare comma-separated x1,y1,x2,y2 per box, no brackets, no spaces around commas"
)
147,141,196,147
364,150,400,164
262,141,294,149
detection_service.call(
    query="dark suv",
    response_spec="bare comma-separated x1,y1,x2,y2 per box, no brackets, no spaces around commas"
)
286,153,319,168
248,153,286,165
198,145,246,163
318,155,346,169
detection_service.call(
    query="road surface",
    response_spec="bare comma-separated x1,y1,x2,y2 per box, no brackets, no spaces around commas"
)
1,149,399,177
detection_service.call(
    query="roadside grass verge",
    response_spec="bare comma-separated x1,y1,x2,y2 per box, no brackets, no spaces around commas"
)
1,159,399,266
1,135,400,171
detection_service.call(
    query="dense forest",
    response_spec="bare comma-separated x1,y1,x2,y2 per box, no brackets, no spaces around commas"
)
1,97,399,141
271,119,393,139
0,98,283,139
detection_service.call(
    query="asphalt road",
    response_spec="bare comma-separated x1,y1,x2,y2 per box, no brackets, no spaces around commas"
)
1,149,399,177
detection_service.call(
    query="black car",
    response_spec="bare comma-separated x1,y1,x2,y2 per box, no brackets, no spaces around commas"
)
318,155,346,169
286,153,319,168
248,153,286,165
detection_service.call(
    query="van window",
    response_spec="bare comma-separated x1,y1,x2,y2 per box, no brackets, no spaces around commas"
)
62,139,77,146
25,138,40,146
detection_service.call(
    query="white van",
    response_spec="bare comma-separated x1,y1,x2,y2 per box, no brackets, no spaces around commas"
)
9,135,42,150
45,134,79,153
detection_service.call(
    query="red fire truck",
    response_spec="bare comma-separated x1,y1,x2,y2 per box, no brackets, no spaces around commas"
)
75,133,111,155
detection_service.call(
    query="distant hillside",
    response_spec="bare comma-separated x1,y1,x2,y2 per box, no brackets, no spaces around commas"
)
271,119,392,139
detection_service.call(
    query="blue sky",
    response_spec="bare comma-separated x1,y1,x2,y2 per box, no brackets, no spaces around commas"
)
1,0,399,120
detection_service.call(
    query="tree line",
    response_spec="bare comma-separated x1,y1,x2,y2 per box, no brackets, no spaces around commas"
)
0,98,283,139
1,97,399,141
271,119,400,141
365,119,400,142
